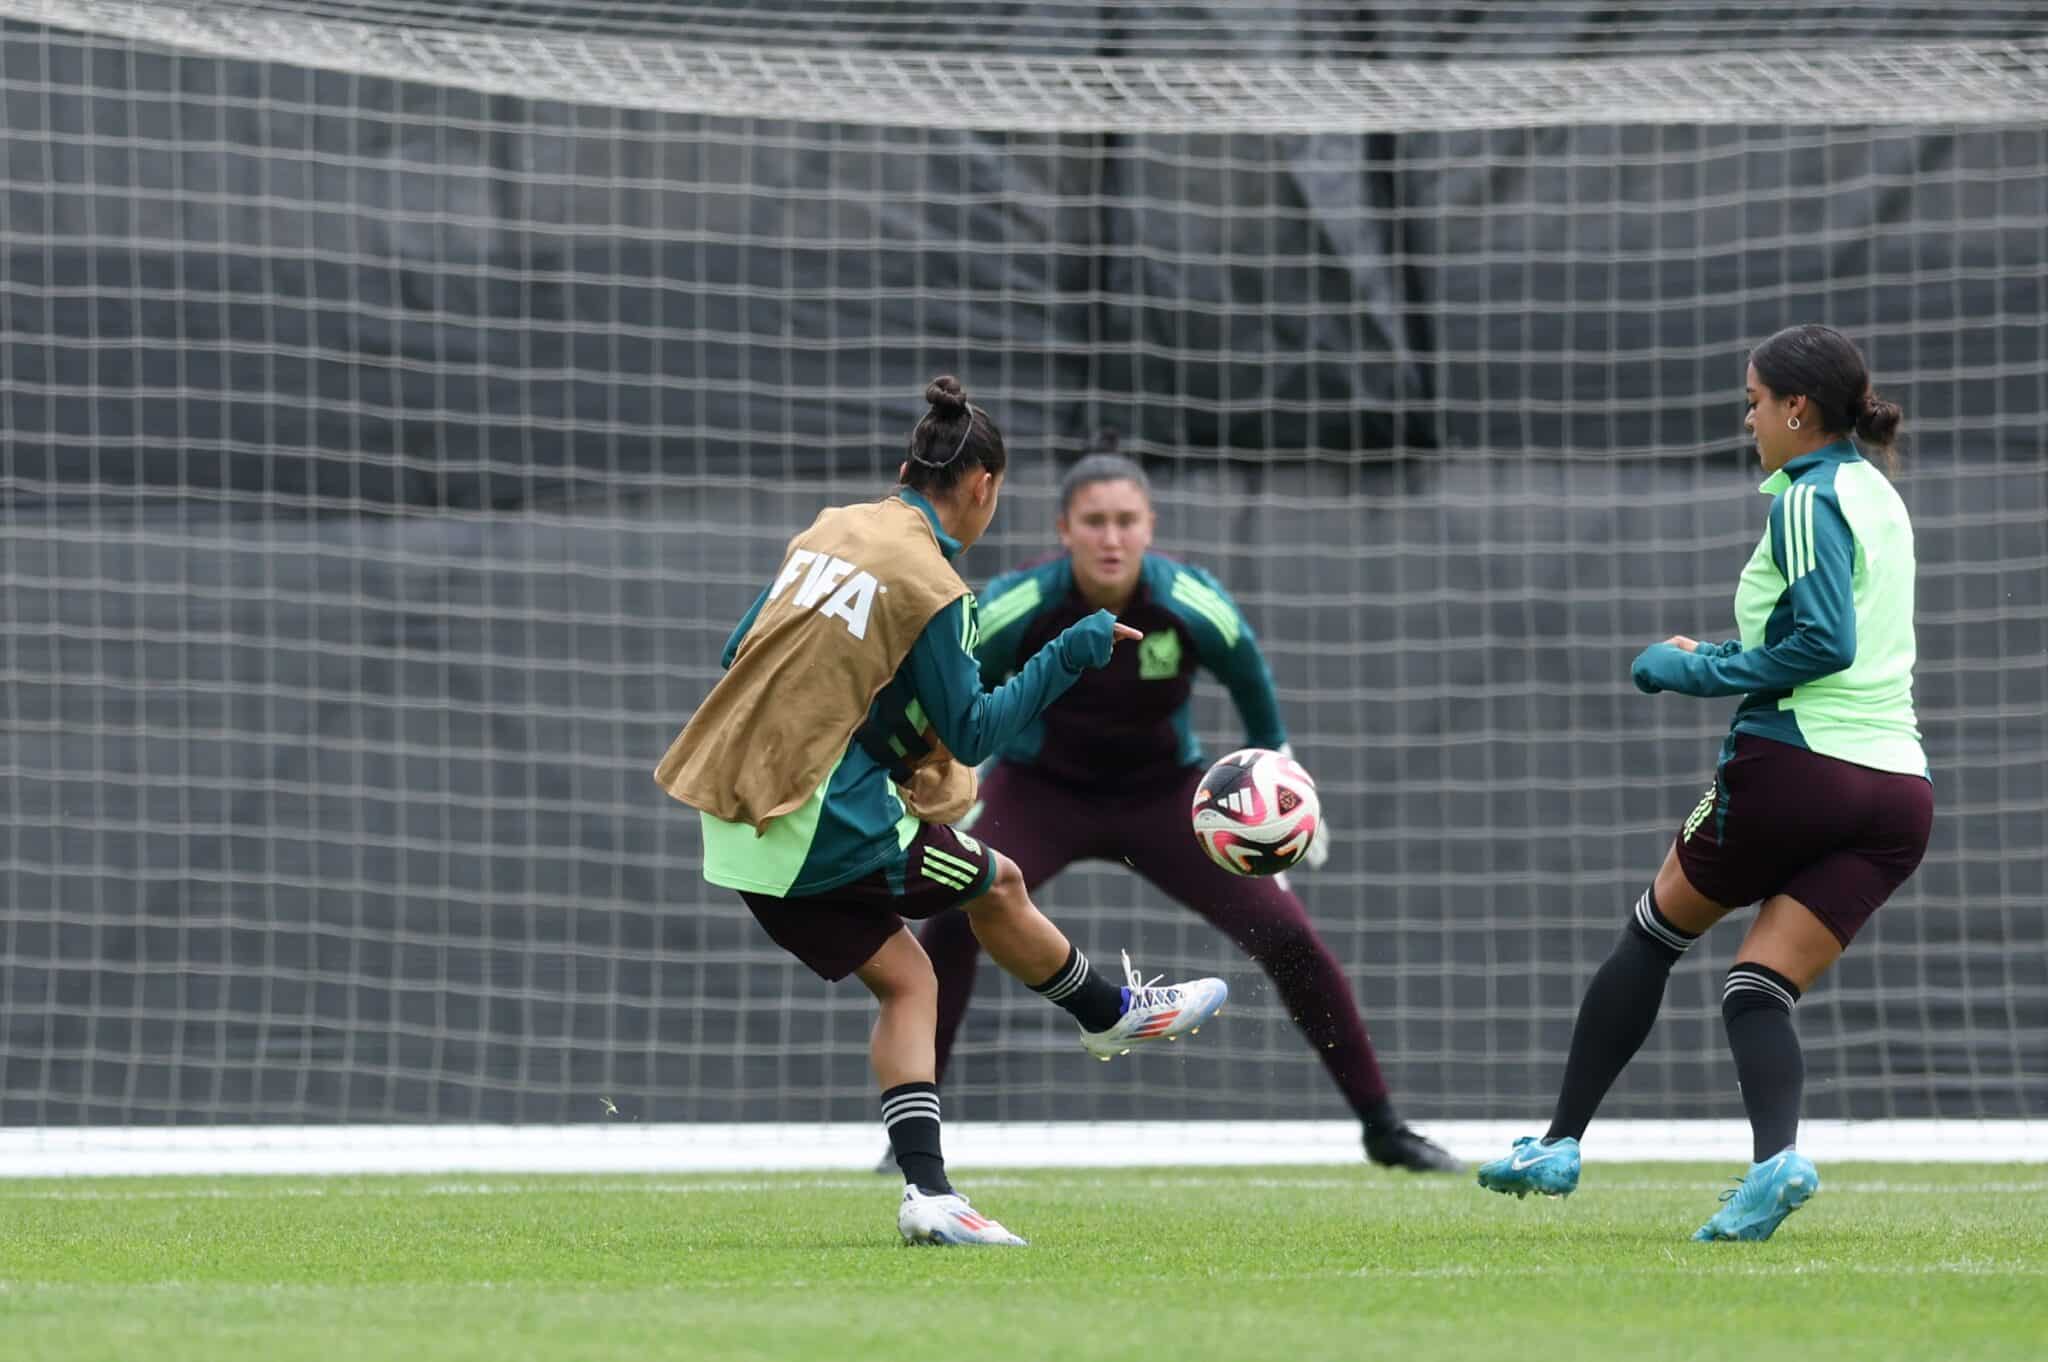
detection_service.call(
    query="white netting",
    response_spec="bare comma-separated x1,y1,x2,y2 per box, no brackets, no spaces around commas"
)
1,3,2042,1141
40,1,2048,58
3,1,2048,131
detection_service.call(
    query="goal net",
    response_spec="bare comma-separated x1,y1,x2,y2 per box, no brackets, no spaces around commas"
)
2,2,2043,1154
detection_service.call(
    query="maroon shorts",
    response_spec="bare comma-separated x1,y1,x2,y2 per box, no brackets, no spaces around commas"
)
1674,733,1934,946
740,822,997,981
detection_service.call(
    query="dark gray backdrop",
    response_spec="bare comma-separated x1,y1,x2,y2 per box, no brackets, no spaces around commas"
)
2,9,2043,1125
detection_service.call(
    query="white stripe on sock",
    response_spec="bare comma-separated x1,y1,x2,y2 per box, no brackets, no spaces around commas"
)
1725,969,1798,1010
881,1091,942,1120
1039,950,1090,1001
1633,891,1693,953
882,1101,942,1128
880,1090,940,1112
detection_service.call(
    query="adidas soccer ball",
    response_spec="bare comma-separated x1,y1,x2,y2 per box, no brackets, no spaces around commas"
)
1190,748,1321,877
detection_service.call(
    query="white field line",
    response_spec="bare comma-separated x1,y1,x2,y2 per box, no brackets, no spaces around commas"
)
1,1263,2042,1292
0,1173,2044,1201
3,1119,2044,1177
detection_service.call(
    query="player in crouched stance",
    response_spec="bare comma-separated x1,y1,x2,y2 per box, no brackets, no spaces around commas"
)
656,377,1225,1247
1479,327,1933,1242
917,439,1456,1172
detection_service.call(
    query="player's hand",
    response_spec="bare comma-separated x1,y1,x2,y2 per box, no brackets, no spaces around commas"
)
1630,641,1693,693
1112,622,1144,644
1303,815,1331,870
1662,635,1701,653
1055,609,1137,671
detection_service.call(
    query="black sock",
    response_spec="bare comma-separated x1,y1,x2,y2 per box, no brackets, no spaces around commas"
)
1545,889,1698,1144
881,1081,951,1195
1029,945,1125,1033
1360,1096,1400,1137
1723,962,1805,1163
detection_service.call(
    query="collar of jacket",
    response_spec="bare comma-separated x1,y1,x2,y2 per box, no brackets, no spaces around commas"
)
898,487,964,560
1759,437,1860,494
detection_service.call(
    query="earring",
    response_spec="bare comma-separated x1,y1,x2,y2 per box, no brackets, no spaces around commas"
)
1787,416,1802,431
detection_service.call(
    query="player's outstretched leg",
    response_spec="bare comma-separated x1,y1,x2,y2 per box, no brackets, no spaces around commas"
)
1691,1149,1821,1242
962,852,1227,1059
1480,874,1713,1199
1126,800,1456,1168
1475,1135,1581,1198
1071,948,1230,1060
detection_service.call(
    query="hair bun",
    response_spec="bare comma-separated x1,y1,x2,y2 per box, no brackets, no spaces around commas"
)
1856,389,1903,447
924,375,968,416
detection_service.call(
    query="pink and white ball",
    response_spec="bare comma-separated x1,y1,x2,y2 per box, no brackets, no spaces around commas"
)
1190,747,1321,877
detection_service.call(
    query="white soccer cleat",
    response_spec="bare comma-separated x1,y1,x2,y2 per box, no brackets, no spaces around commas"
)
1077,950,1229,1061
897,1185,1028,1247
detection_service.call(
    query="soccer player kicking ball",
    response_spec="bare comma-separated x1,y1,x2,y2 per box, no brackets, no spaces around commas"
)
1478,326,1933,1242
913,437,1457,1173
655,377,1227,1248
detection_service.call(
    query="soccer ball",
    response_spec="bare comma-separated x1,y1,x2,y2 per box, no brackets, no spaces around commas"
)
1190,747,1321,877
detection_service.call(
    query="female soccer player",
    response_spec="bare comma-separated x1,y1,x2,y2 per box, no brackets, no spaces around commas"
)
912,438,1458,1173
656,379,1228,1247
1477,325,1932,1242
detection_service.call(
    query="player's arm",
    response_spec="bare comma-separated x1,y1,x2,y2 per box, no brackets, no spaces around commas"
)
1633,487,1857,697
907,596,1127,765
1170,565,1288,749
720,587,771,669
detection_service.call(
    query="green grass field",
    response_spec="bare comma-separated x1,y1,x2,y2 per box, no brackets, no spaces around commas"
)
2,1165,2041,1361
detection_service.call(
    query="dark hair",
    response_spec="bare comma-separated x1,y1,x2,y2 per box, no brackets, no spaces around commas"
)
1749,323,1905,474
902,375,1006,495
1058,430,1152,514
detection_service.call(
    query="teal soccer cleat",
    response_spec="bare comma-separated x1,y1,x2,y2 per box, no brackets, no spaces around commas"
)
1476,1135,1581,1198
1692,1149,1820,1242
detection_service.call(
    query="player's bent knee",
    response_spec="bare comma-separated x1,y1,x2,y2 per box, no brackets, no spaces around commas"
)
964,852,1028,916
856,928,936,1002
1722,961,1802,1022
1622,885,1700,963
1651,850,1727,936
892,964,940,1012
875,960,938,1012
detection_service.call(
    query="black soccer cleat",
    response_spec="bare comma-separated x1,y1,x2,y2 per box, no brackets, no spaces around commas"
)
1364,1124,1465,1174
